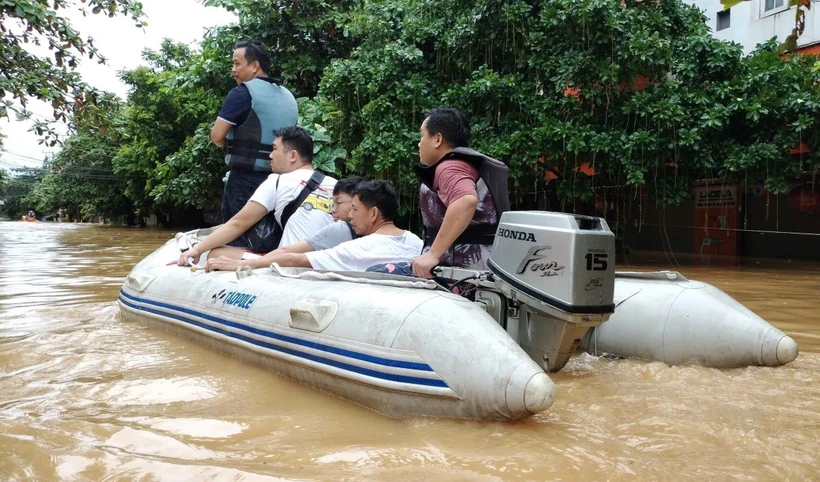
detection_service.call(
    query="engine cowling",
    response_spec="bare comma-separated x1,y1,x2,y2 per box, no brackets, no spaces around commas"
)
484,212,616,371
488,211,616,319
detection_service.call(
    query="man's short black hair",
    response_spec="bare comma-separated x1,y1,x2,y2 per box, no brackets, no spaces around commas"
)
234,40,271,75
334,176,365,196
353,180,398,222
423,107,470,148
274,126,313,163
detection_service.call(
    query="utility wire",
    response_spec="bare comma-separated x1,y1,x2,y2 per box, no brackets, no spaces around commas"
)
639,223,820,237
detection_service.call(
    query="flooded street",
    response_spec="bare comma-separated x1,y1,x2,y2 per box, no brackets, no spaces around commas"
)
0,222,818,481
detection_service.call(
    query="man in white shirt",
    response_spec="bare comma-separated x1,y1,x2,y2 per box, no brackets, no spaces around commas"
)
177,126,336,266
268,176,363,257
205,180,422,272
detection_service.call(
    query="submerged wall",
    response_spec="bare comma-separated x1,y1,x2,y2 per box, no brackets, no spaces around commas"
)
619,183,820,261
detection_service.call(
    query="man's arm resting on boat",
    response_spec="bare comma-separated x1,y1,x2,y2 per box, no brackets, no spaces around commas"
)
249,252,312,269
205,251,311,271
411,194,477,278
277,240,315,254
176,201,269,266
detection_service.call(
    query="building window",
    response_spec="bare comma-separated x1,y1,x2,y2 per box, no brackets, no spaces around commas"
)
764,0,785,12
717,9,731,31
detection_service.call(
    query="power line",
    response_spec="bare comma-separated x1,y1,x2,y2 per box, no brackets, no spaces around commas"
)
639,223,820,237
0,148,50,163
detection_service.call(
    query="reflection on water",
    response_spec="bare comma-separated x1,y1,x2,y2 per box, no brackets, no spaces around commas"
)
0,222,818,481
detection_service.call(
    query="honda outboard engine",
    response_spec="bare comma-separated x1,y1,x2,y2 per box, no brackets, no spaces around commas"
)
479,212,615,371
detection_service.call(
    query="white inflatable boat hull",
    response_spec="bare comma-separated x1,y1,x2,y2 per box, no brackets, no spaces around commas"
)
118,225,799,420
119,237,555,421
579,271,799,367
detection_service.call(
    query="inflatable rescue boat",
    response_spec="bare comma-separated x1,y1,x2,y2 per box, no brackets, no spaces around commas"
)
118,212,798,420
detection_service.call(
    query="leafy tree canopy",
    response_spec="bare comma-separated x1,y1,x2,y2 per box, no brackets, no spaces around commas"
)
0,0,145,144
27,97,131,220
16,0,820,229
0,166,43,219
112,39,221,214
320,0,820,215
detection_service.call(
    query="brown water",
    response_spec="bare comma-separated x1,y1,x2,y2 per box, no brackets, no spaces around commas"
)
0,222,818,481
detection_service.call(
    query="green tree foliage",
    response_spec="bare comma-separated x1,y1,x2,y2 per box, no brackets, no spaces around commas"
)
202,0,358,97
27,103,131,220
321,0,820,215
0,167,43,219
0,0,145,143
113,40,223,215
0,167,9,215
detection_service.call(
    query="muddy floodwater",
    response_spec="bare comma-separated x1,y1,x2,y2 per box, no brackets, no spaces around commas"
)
0,222,818,481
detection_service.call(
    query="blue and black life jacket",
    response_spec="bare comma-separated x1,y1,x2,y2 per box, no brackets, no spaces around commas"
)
225,78,298,172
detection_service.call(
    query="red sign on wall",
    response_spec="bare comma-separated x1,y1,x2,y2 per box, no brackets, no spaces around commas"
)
693,184,739,263
787,184,819,213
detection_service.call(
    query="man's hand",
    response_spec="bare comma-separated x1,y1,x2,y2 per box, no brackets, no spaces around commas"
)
206,256,240,272
173,247,202,267
412,251,440,279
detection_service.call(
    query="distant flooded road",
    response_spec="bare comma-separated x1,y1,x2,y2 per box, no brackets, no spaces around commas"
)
0,222,818,481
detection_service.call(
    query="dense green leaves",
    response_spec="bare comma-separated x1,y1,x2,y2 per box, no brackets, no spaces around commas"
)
8,0,820,226
321,0,820,213
1,167,43,219
0,0,145,144
112,40,223,214
28,127,132,220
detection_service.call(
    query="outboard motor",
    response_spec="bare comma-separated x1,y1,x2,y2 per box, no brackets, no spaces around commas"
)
481,212,616,371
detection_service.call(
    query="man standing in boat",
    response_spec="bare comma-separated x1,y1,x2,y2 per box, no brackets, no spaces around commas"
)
411,107,510,278
210,40,298,223
205,180,422,272
177,126,337,266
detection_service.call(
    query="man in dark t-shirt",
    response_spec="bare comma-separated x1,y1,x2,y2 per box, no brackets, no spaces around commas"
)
210,40,298,223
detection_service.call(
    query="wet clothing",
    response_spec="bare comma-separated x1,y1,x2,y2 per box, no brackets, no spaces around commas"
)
217,77,298,222
414,147,509,270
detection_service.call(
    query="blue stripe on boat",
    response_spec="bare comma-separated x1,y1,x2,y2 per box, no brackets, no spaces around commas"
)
119,289,448,389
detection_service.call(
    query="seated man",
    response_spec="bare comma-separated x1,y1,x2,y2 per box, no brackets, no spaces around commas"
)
257,176,364,259
178,126,336,266
205,179,422,272
411,107,509,278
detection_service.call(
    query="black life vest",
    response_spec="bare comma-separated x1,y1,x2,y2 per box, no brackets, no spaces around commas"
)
414,147,510,248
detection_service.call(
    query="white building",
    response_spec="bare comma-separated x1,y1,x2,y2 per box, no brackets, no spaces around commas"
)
687,0,820,54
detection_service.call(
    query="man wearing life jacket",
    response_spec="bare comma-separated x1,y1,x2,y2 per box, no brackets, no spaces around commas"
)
177,127,337,267
411,107,510,278
210,40,298,223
